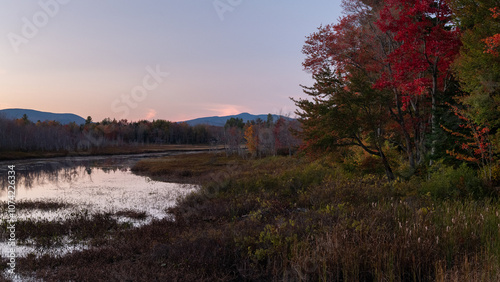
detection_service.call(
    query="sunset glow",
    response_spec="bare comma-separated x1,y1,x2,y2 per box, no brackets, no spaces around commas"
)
0,1,342,122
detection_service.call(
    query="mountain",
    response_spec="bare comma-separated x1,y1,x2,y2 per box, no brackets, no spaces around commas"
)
0,109,292,127
0,108,86,125
181,112,293,127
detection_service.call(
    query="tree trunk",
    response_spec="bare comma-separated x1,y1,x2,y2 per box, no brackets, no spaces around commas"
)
380,150,395,181
430,63,438,163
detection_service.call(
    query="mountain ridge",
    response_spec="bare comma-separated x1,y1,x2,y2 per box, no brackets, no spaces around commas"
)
180,112,293,127
0,108,293,127
0,108,86,125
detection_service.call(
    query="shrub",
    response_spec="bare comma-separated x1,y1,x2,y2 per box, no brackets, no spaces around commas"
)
420,163,485,200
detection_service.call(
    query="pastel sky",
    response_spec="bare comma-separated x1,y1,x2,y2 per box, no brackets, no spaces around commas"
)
0,1,342,122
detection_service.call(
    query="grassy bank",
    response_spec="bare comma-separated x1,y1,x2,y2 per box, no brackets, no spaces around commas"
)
0,144,222,161
4,153,500,281
131,152,248,184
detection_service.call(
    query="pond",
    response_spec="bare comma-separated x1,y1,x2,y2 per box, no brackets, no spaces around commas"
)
0,153,197,261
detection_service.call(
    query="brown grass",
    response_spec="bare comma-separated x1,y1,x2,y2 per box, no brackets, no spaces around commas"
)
115,209,148,220
6,154,500,281
4,200,71,211
0,211,131,248
0,144,222,161
131,152,248,184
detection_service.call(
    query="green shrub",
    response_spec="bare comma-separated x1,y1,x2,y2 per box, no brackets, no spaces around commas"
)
420,163,485,200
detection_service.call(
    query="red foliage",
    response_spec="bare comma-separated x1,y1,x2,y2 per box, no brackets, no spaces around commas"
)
482,7,500,56
300,0,461,168
375,0,461,109
302,15,363,75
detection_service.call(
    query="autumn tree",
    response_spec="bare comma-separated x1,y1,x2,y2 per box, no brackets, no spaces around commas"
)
0,115,227,154
450,0,500,132
442,102,494,180
300,0,460,173
273,117,301,156
244,124,258,156
375,0,461,164
483,7,500,56
224,126,244,156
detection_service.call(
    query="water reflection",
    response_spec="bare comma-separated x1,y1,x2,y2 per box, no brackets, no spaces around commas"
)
0,155,197,219
0,157,133,191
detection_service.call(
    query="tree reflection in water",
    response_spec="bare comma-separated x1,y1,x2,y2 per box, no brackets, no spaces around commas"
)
0,157,133,194
0,154,197,223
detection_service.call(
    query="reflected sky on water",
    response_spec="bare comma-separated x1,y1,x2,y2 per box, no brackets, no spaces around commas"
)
0,153,197,219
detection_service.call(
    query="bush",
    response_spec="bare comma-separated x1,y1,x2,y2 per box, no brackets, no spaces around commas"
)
420,163,485,200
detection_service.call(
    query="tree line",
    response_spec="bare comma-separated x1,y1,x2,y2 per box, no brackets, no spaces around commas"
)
0,113,300,156
225,115,302,157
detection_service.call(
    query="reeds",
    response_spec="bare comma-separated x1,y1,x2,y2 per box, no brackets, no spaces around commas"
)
4,154,500,281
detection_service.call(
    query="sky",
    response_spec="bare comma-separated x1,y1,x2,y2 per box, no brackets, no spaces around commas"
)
0,1,342,122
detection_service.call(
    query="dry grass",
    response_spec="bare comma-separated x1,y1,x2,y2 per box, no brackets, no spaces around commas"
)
0,144,221,161
115,209,148,220
5,154,500,281
0,211,131,248
0,200,70,211
131,152,248,184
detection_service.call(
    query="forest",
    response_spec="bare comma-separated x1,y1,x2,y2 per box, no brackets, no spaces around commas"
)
294,0,500,183
0,113,300,157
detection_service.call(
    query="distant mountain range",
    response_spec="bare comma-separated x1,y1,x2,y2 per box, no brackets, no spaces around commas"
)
181,112,293,127
0,109,86,125
0,109,293,127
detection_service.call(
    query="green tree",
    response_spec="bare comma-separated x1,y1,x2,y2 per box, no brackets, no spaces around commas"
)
294,68,395,180
224,117,244,129
266,113,274,127
21,114,30,125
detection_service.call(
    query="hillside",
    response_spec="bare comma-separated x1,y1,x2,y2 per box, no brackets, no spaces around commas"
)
0,108,86,125
181,112,293,127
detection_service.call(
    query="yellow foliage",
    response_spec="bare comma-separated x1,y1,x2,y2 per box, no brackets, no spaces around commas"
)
244,125,258,154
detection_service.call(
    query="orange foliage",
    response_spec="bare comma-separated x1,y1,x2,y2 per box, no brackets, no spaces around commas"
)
244,125,258,155
442,103,493,179
483,7,500,56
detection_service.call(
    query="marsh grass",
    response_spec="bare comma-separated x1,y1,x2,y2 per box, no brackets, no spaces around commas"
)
1,200,71,211
5,154,500,281
131,152,247,184
114,209,148,220
0,144,219,161
0,210,131,248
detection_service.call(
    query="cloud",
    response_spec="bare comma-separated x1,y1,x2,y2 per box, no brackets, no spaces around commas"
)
145,109,157,120
206,104,250,116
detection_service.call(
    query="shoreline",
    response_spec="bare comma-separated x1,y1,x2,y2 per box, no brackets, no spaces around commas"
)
131,152,247,184
0,144,225,162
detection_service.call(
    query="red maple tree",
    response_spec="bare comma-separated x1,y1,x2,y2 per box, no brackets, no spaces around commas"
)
301,0,461,169
374,0,461,166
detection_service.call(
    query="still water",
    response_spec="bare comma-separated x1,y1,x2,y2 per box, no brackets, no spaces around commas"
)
0,153,197,220
0,153,197,281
